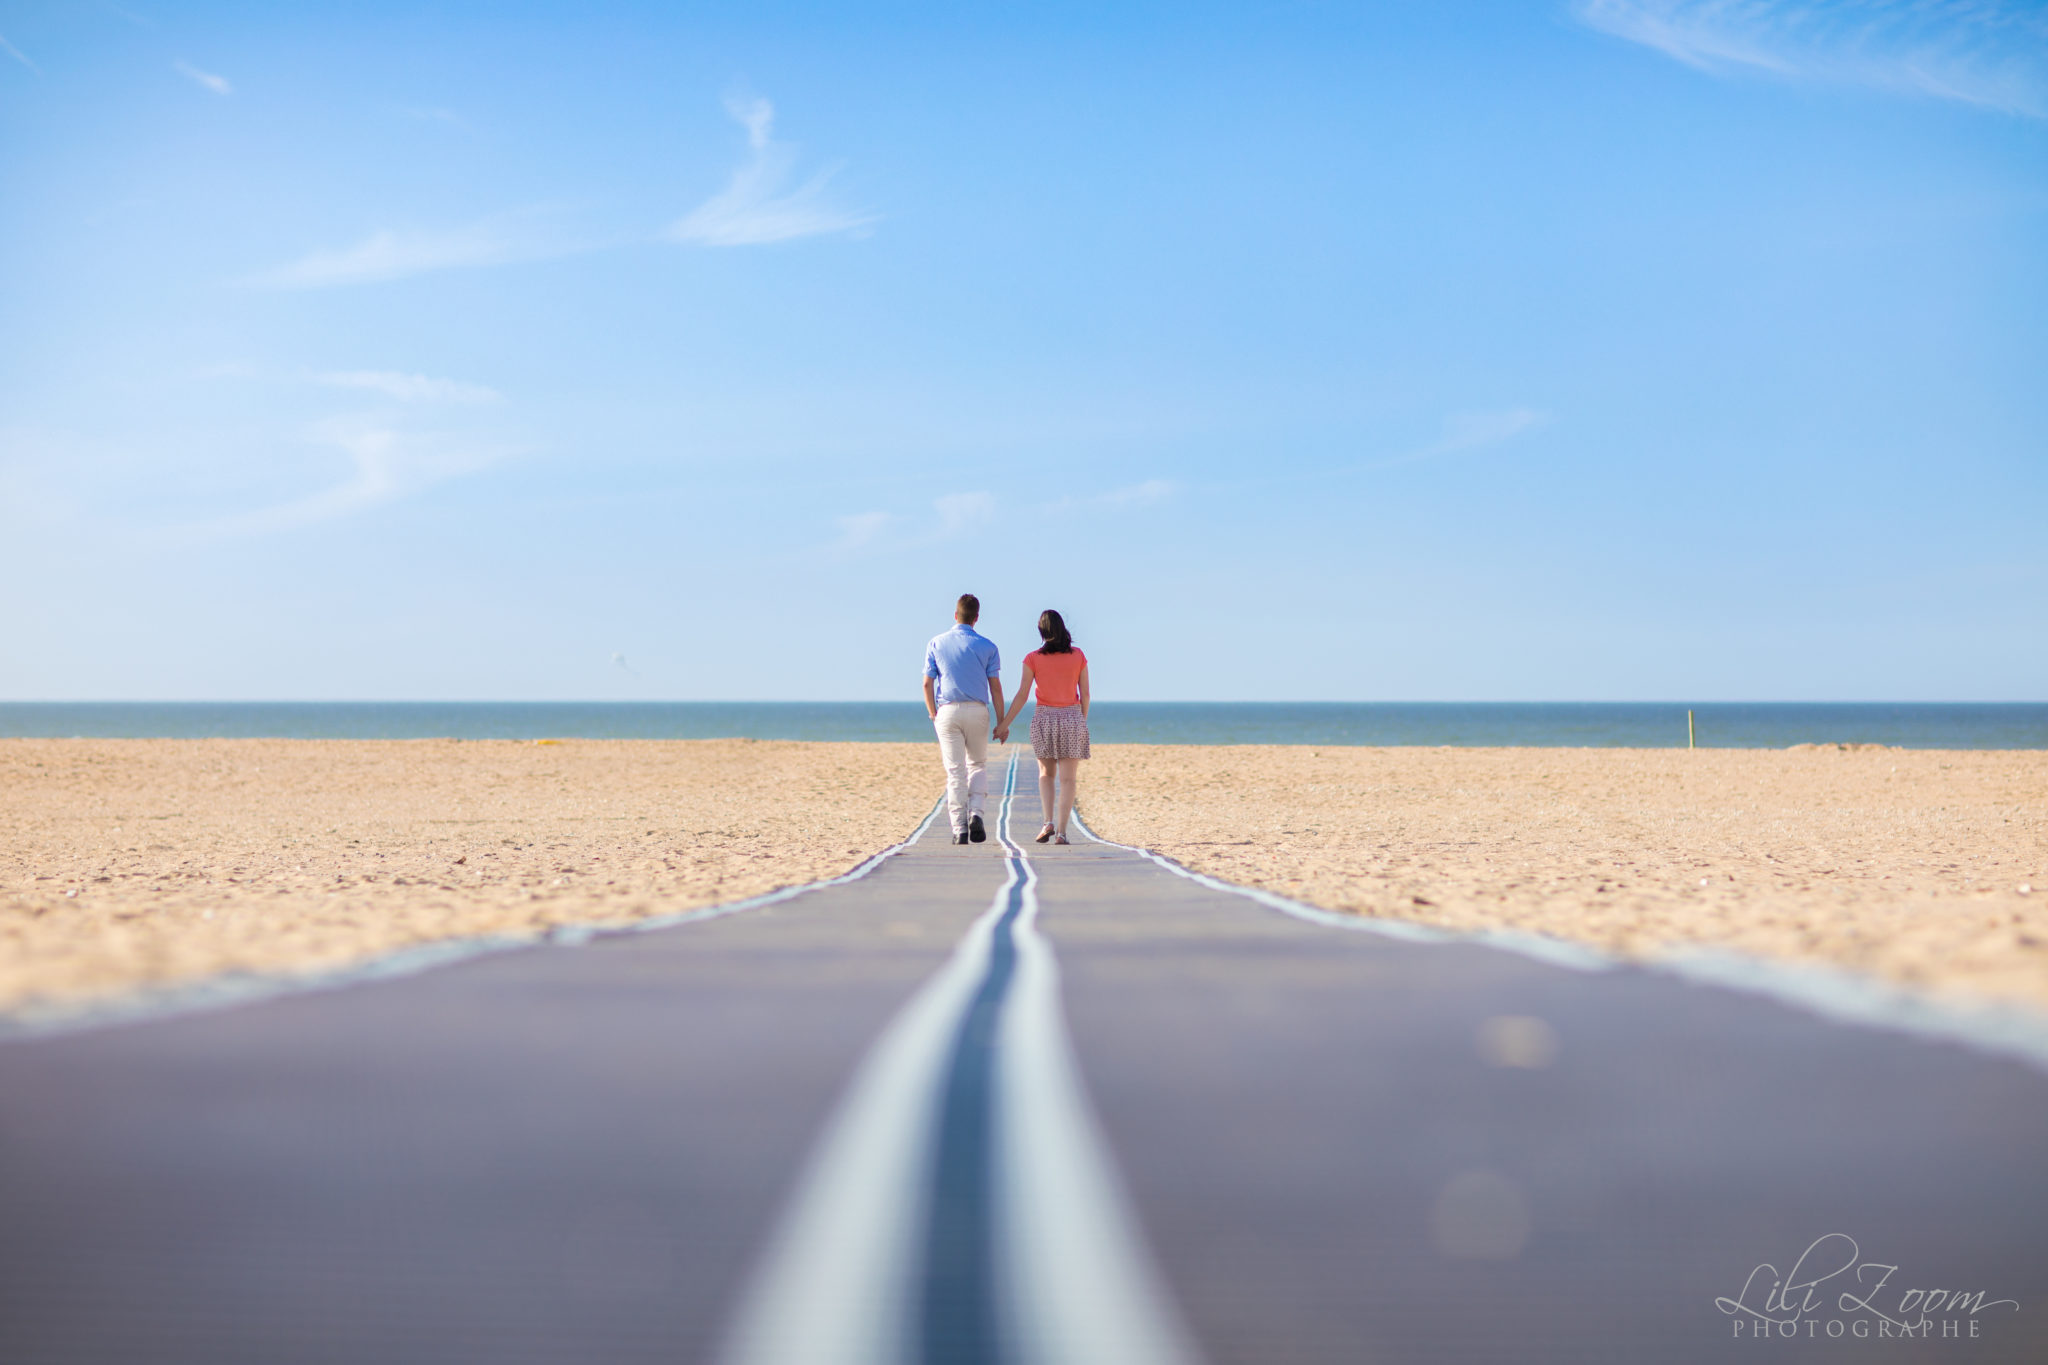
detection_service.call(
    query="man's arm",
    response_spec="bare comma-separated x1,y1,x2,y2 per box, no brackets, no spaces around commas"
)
988,678,1007,741
923,675,939,719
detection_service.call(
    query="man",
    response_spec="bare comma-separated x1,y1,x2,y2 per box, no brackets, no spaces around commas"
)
922,593,1007,845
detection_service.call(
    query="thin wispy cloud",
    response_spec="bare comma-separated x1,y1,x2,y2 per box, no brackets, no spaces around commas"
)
934,491,996,538
827,493,997,555
1370,408,1549,472
1034,478,1179,515
834,510,892,549
669,95,878,246
246,213,576,289
1,32,38,71
178,419,511,539
247,92,859,289
1236,409,1549,491
315,370,502,404
175,59,231,95
1573,0,2048,117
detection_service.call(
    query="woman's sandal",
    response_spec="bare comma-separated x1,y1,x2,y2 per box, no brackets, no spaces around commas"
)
1035,823,1055,843
1050,832,1070,845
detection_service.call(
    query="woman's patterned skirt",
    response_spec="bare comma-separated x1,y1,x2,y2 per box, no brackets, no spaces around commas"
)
1030,704,1091,760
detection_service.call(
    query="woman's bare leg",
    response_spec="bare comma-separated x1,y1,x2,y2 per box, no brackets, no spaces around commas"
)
1037,758,1057,832
1054,757,1081,834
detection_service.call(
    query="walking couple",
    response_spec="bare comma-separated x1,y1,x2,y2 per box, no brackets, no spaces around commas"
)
922,593,1091,847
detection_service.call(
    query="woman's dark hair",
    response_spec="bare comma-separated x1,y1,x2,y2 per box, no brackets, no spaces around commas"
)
1037,609,1074,654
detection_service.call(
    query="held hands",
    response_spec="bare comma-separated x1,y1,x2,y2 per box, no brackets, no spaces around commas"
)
994,723,1010,744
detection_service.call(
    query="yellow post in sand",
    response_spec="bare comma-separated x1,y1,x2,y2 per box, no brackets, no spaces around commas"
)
1688,709,1695,750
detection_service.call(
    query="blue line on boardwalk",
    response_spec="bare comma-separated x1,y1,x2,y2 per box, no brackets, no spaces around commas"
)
919,756,1025,1364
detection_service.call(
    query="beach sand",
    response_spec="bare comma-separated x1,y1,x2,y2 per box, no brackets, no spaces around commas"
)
1,739,935,1015
7,739,2044,1018
1082,745,2048,1011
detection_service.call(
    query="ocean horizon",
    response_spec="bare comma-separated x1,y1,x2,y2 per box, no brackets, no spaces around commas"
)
2,702,2042,749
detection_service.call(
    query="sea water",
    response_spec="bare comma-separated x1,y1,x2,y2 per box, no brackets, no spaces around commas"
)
1,702,2041,748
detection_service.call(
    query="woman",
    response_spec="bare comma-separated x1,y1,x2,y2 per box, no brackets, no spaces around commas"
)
999,609,1090,844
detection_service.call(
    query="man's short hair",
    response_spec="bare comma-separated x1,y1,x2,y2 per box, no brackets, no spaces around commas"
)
956,593,980,623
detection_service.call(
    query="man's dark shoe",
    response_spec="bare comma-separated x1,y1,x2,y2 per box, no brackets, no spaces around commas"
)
968,814,987,843
954,831,972,845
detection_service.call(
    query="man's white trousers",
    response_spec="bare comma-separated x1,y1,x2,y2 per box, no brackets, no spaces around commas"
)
932,701,989,834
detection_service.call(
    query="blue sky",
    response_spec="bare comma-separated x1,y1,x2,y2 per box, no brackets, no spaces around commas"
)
2,0,2042,701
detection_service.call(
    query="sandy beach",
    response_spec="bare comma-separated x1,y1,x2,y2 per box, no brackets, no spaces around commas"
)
1083,744,2048,1011
1,739,935,1015
5,738,2044,1017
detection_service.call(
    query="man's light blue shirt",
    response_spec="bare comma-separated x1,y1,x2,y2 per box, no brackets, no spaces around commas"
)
925,624,1002,706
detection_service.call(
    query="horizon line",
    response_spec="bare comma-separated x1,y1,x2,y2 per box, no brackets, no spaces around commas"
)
3,699,2043,708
